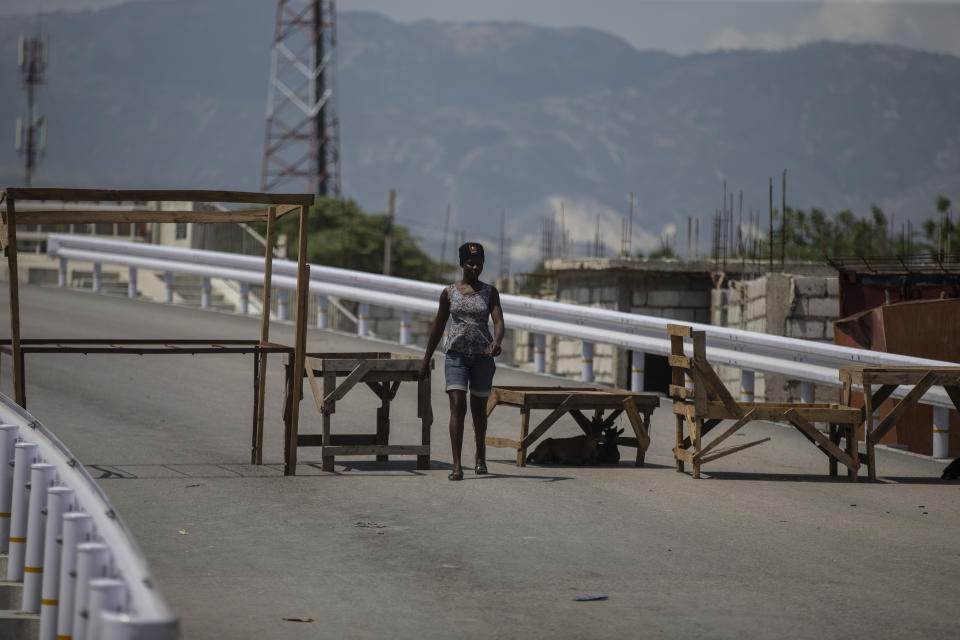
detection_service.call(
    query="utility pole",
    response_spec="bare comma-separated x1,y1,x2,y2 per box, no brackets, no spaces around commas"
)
16,33,47,187
440,204,450,274
262,0,340,195
781,169,787,269
383,188,395,275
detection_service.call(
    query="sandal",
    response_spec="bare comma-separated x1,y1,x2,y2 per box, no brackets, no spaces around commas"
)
475,460,488,475
448,468,464,481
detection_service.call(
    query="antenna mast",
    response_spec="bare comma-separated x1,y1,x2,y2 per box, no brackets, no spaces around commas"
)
261,0,340,195
16,33,47,187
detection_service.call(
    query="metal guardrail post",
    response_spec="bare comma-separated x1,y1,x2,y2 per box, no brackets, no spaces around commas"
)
278,288,289,321
240,282,250,315
534,333,546,373
87,578,126,640
40,486,74,640
741,370,755,402
57,512,94,640
23,462,56,612
92,263,102,293
201,276,212,309
317,295,328,329
581,342,594,382
631,350,644,392
933,406,949,458
8,441,39,580
164,272,174,303
358,302,370,337
400,310,412,345
128,266,137,298
73,542,111,640
0,423,18,553
58,258,67,288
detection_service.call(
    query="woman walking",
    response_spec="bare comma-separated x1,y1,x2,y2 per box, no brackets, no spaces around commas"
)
419,242,505,480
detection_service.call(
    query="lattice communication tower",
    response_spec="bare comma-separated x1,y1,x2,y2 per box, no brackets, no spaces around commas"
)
15,33,47,187
261,0,340,196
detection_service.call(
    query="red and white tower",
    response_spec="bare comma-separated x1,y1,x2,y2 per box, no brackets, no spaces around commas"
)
261,0,341,196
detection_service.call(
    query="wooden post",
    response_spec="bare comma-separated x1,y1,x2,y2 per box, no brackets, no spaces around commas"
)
518,408,530,466
285,204,311,475
322,371,335,471
376,384,389,462
252,206,276,465
417,370,432,470
675,414,685,473
864,382,875,482
5,196,26,407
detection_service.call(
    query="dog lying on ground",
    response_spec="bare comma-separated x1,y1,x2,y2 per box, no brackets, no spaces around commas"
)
526,426,623,465
942,458,960,480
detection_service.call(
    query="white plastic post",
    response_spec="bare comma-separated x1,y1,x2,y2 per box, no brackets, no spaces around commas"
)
534,333,546,374
801,381,815,404
0,424,19,553
933,406,949,459
278,288,289,321
22,462,56,612
164,271,174,303
358,302,370,337
58,258,67,287
630,350,644,392
400,310,412,345
240,282,250,315
581,342,594,383
73,542,112,640
86,578,126,640
57,512,94,640
92,263,102,293
740,370,755,402
201,276,211,309
317,295,328,329
8,441,39,581
39,486,74,640
127,266,137,298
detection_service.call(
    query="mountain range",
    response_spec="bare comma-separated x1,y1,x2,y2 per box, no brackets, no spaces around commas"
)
1,0,959,268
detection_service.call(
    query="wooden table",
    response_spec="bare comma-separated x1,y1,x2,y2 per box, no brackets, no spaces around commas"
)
300,352,434,471
484,386,660,466
839,366,960,481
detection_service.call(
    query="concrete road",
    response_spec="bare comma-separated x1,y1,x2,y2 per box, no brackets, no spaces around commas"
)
2,283,958,639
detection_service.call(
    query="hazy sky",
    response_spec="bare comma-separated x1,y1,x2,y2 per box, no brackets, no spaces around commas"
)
6,0,960,56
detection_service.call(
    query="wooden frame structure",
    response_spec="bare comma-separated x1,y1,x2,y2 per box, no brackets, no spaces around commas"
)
301,352,434,471
2,187,315,476
484,386,660,467
839,366,960,481
668,324,862,480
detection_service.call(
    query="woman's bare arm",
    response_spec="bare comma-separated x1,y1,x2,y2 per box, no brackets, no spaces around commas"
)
488,287,505,358
419,288,450,379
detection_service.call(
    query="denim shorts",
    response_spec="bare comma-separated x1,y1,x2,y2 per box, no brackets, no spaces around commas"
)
444,351,496,397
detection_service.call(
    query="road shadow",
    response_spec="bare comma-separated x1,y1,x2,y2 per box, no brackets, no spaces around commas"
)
700,471,947,484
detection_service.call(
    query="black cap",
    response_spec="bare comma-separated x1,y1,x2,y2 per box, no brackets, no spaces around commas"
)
458,242,485,266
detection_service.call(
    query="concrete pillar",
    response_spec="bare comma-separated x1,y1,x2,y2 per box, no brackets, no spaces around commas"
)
358,302,370,337
127,266,137,298
73,542,111,640
740,370,755,402
58,258,67,288
22,462,56,612
278,288,289,321
57,513,93,640
92,263,102,293
317,295,328,329
581,342,594,383
0,424,18,553
630,351,644,392
400,310,412,345
933,406,950,459
164,271,174,303
8,442,40,581
39,486,74,640
240,282,250,315
200,276,212,309
801,381,815,404
534,333,546,374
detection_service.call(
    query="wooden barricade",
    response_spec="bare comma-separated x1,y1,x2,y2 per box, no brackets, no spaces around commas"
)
299,352,434,471
669,324,862,480
484,386,659,467
839,365,960,481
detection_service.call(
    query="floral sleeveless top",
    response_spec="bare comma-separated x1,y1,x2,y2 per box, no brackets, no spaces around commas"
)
445,282,493,355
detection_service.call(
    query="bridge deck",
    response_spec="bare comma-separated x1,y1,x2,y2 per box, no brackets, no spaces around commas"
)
1,283,956,640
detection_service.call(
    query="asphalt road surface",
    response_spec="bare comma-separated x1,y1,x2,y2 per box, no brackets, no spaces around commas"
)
2,283,957,639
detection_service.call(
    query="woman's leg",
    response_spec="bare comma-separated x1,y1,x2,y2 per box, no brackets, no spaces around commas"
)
470,393,488,466
448,390,467,475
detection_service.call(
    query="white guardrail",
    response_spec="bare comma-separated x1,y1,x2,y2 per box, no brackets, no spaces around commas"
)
45,233,959,411
0,395,178,639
